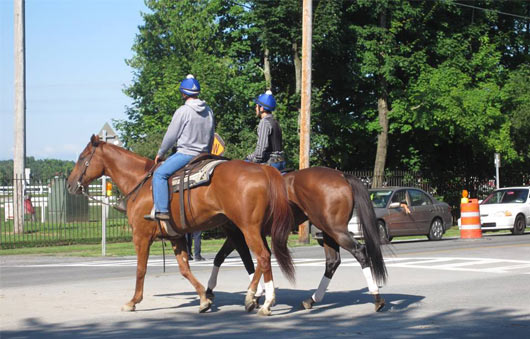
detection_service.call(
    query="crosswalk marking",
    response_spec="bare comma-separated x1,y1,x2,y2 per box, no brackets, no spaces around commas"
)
9,256,530,275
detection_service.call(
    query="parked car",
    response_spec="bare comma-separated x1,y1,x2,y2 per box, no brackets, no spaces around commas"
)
311,187,453,244
479,187,529,235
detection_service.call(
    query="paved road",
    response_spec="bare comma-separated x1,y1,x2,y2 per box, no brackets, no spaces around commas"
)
1,233,530,338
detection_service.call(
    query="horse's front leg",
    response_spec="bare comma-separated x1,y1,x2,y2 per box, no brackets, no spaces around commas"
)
121,234,152,312
170,237,211,313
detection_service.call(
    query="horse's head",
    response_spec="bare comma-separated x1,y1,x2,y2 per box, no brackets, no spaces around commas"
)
67,134,105,194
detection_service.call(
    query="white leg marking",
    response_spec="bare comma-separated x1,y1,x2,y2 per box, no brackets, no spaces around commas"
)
362,267,379,294
311,276,331,302
207,265,220,290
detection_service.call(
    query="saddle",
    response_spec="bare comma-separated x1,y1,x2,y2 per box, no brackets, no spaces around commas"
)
171,154,227,192
149,153,228,238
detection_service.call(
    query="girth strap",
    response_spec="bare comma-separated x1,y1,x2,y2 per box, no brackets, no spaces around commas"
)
176,153,229,231
179,168,189,231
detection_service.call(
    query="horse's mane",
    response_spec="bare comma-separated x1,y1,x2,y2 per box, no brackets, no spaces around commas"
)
100,141,155,172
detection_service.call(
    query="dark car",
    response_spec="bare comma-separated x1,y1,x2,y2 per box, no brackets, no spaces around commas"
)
311,187,453,243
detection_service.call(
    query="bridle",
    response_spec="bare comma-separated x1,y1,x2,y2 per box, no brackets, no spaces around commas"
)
75,144,156,209
76,146,97,195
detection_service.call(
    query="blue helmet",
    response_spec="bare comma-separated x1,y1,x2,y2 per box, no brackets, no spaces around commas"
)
179,74,200,96
255,90,276,111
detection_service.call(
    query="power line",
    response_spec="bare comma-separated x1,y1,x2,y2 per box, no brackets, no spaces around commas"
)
453,2,530,21
229,1,530,21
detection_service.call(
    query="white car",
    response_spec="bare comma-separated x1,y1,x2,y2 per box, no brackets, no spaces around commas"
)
479,187,530,235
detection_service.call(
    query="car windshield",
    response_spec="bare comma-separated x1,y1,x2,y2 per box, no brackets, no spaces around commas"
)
482,189,529,204
369,190,392,208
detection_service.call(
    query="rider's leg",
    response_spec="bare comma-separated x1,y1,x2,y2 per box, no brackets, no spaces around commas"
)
269,161,286,171
152,153,194,214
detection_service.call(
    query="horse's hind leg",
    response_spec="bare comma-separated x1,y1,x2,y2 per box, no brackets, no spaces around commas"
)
170,238,212,313
206,237,235,300
336,231,385,312
302,232,341,310
241,230,274,316
207,226,262,303
121,234,152,312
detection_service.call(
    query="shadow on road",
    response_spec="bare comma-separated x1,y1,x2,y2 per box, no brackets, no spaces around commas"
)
4,287,529,338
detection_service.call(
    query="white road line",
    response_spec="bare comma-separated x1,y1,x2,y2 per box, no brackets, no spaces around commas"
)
7,257,530,275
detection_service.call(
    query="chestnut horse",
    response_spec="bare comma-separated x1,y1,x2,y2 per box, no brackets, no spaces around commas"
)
206,167,388,312
66,135,294,316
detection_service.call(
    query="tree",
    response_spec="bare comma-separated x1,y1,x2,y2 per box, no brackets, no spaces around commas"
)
117,0,264,160
0,158,74,185
117,0,530,199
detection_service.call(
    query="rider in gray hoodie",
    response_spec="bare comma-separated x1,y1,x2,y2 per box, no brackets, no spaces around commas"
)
151,75,215,220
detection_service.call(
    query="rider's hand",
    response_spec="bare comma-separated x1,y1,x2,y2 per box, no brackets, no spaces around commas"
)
155,155,164,164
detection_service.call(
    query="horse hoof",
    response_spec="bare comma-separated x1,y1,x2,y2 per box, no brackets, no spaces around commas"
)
245,300,258,313
199,300,212,313
245,290,257,312
257,307,272,316
301,298,315,310
374,297,385,312
206,288,215,302
121,303,136,312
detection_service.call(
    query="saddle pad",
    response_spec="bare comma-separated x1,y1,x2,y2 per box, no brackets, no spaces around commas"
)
171,159,226,192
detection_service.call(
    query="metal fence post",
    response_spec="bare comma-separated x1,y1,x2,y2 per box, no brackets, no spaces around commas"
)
102,195,107,256
101,130,107,256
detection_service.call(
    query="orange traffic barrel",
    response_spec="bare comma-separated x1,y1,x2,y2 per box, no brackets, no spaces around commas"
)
460,198,482,239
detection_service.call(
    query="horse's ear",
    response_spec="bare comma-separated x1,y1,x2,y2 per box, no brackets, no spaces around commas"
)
90,134,100,147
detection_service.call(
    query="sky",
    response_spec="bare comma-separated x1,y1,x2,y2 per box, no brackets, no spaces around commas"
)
0,0,148,161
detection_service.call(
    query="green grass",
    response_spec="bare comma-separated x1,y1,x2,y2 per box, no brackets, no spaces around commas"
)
0,234,319,257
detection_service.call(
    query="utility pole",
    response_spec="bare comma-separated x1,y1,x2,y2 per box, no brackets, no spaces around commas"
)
298,0,312,244
13,0,26,234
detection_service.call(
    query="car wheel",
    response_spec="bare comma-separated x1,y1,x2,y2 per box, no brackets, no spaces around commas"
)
378,220,390,243
512,214,526,235
428,218,444,241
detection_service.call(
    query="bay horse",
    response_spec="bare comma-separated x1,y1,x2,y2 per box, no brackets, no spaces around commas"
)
206,167,388,312
66,135,294,316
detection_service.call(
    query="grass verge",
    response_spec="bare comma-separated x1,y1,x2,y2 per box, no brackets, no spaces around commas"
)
0,226,512,257
0,234,319,257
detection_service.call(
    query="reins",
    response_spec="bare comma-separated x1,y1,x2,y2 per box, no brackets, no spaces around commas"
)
76,144,157,210
80,166,155,209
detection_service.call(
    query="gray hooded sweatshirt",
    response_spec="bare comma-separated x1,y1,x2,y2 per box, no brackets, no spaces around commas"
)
157,98,215,157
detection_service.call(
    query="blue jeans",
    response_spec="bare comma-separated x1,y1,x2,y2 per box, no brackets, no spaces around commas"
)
192,231,202,257
153,152,194,213
270,161,286,171
244,159,286,171
185,231,202,257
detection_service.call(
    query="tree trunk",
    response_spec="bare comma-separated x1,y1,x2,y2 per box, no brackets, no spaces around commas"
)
264,47,272,89
372,10,389,188
372,94,389,188
293,42,302,94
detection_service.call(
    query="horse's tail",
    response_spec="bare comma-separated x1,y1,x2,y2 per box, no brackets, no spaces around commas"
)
263,166,295,282
344,173,387,286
